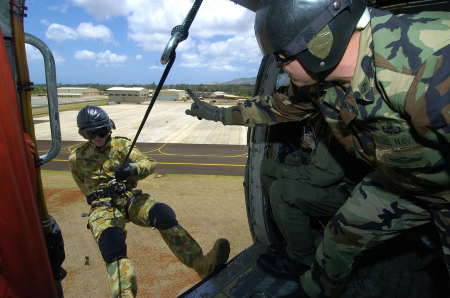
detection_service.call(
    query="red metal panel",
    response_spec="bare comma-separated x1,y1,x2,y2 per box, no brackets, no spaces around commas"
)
0,30,57,297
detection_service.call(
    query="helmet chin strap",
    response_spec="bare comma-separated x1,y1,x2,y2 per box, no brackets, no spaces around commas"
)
314,71,327,89
313,7,370,89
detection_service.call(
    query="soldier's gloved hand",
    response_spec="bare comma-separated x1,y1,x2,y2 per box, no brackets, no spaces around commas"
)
185,89,225,124
260,159,284,179
114,162,137,181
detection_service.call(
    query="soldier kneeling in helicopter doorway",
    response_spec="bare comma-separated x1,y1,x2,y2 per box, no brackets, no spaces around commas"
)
257,114,370,281
69,105,230,298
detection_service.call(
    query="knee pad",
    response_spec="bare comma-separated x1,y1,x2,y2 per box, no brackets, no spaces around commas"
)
98,227,127,263
148,203,178,230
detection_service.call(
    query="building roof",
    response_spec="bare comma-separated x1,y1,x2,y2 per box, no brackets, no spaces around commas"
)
161,89,184,92
107,87,146,91
57,87,89,90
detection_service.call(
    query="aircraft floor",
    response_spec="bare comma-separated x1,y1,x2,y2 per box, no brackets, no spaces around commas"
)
180,225,449,298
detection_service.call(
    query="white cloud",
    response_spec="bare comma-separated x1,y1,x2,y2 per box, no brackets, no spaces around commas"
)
77,23,118,45
74,50,128,65
70,0,133,20
149,65,164,70
179,52,206,68
198,36,261,63
26,44,43,61
45,22,117,45
97,50,128,64
209,64,245,72
70,0,256,52
190,0,255,38
127,32,168,52
41,19,50,26
46,0,262,77
98,63,125,68
179,52,247,72
26,45,66,65
208,57,245,72
46,24,77,43
52,52,67,64
74,50,96,60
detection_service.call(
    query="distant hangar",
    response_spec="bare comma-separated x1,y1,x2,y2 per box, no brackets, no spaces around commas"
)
157,89,186,101
106,87,150,104
57,87,101,98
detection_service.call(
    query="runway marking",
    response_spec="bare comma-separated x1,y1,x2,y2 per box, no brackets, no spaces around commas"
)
137,122,248,158
148,152,248,158
157,162,245,167
141,141,247,158
48,159,246,167
39,141,249,158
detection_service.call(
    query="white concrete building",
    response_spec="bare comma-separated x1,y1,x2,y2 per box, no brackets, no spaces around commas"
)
57,87,101,98
157,89,186,101
106,87,150,103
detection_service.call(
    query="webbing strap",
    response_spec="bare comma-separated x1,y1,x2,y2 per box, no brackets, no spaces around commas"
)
283,0,351,56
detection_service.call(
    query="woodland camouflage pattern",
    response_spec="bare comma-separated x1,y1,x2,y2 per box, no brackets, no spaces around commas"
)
69,137,204,297
69,136,155,197
224,9,450,198
222,8,450,298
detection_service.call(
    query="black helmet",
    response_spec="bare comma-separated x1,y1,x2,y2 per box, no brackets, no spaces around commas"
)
77,105,115,139
255,0,368,73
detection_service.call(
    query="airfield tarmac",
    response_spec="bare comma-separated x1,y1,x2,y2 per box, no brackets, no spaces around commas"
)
34,98,254,297
34,99,249,175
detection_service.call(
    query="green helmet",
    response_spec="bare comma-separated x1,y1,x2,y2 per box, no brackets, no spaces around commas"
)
255,0,368,73
77,105,115,139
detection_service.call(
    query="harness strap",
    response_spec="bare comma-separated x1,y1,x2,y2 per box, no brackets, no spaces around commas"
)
86,182,126,205
124,196,137,219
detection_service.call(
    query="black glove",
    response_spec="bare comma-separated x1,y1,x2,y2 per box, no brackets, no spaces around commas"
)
185,88,225,123
114,163,136,181
260,159,284,179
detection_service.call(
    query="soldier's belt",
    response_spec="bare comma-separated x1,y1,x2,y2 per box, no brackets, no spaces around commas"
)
86,181,126,205
86,187,116,205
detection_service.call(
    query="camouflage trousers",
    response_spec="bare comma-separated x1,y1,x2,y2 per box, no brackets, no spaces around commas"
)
88,192,203,298
301,170,450,298
260,174,347,266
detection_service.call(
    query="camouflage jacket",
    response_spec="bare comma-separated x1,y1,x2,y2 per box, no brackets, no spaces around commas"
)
69,136,156,197
223,9,450,198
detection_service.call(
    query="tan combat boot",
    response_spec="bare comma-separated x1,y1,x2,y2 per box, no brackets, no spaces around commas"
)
192,238,230,279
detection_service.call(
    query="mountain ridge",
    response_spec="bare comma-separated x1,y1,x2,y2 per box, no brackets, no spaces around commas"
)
206,77,256,85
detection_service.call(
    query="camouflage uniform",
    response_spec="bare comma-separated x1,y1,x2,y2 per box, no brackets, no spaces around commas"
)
261,116,369,266
222,9,450,298
69,137,203,297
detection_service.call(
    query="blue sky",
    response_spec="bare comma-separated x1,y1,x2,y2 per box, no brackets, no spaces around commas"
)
24,0,262,85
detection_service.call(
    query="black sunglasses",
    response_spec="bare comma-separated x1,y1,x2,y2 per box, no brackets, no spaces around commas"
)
80,126,111,140
273,51,296,64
